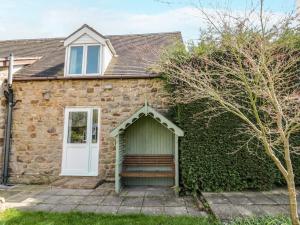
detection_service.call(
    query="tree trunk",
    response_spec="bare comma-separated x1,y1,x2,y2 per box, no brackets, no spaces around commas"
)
286,173,300,225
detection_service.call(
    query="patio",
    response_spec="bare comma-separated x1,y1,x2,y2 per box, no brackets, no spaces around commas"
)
0,184,207,217
203,189,297,221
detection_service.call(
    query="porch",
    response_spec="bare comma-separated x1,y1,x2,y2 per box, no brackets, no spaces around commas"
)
110,103,184,193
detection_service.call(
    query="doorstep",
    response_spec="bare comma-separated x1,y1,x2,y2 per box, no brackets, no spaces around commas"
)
51,177,103,189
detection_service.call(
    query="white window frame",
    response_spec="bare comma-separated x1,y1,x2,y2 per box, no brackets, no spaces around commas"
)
66,44,102,76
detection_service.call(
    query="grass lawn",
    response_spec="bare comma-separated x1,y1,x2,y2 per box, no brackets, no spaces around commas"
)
0,209,291,225
0,209,218,225
231,216,291,225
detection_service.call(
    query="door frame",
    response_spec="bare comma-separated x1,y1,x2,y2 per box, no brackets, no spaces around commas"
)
61,106,100,176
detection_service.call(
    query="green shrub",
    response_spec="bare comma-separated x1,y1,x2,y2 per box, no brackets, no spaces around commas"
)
160,33,300,192
168,101,286,192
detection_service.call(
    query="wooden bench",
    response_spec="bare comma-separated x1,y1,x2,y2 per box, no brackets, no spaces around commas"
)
120,154,175,178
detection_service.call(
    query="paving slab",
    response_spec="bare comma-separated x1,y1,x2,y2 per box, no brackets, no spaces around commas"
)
5,202,34,210
22,197,44,204
6,192,36,203
43,195,66,204
202,193,230,204
143,197,165,207
75,205,98,213
30,194,51,202
51,204,77,212
122,197,143,206
239,204,268,217
260,205,289,216
222,193,253,205
95,205,119,214
0,190,21,199
56,189,92,196
118,206,141,214
203,188,295,221
80,196,105,205
265,193,290,205
89,189,113,196
145,189,167,197
62,196,85,204
141,207,164,215
244,192,277,205
38,189,60,196
164,206,188,216
164,197,185,207
124,190,146,197
209,203,242,220
30,203,55,212
187,207,208,216
101,196,123,206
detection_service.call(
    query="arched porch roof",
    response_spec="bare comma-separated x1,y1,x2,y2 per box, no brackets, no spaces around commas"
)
110,102,184,137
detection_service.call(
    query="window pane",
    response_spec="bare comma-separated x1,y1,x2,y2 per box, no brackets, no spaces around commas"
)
67,111,87,143
69,46,83,74
92,109,98,143
86,46,100,74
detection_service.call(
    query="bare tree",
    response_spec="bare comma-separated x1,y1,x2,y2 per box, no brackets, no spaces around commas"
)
157,1,300,224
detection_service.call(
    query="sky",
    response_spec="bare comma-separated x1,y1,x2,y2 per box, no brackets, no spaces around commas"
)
0,0,296,42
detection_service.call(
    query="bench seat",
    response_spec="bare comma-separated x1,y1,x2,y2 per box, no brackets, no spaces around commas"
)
121,154,175,178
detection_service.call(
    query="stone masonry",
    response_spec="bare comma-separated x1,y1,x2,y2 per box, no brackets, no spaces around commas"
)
6,78,171,184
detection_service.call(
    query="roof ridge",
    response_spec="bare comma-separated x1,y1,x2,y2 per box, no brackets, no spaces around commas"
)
107,31,182,37
0,37,64,42
0,31,182,43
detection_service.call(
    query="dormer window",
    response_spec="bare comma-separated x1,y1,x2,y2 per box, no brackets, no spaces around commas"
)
64,24,117,77
68,44,101,75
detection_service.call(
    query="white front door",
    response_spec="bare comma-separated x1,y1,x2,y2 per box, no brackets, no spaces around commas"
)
61,107,99,176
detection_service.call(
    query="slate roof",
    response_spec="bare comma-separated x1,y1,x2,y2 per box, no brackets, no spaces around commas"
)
0,32,182,79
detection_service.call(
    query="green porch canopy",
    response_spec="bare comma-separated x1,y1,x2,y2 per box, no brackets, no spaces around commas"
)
110,102,184,193
110,102,184,137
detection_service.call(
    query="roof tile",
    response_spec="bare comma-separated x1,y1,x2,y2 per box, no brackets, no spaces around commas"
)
0,32,182,78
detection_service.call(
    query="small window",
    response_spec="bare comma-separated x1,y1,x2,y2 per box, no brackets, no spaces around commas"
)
67,45,101,76
69,46,83,74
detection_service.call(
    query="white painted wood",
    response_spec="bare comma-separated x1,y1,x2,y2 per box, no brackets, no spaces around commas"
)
64,26,107,46
103,44,112,72
73,34,98,44
61,107,100,176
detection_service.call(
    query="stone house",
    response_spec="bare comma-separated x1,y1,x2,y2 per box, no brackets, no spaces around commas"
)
0,25,184,192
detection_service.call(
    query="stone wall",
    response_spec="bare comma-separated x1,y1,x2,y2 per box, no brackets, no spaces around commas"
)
9,78,171,184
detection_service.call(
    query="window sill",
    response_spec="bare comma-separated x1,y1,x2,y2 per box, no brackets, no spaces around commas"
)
66,74,102,77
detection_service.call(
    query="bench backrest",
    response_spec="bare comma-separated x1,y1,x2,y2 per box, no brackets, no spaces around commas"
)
123,154,174,166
